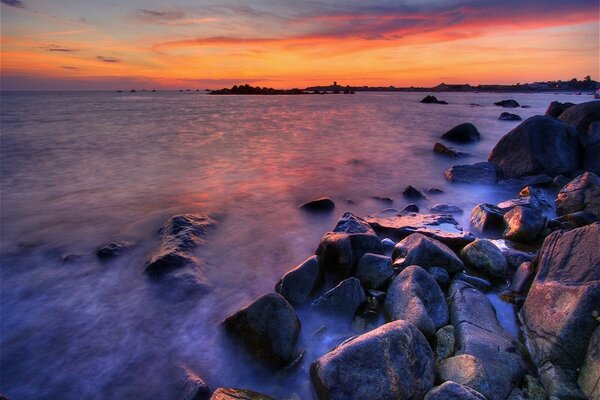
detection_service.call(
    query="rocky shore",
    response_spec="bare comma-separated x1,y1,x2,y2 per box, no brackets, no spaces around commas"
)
94,100,599,400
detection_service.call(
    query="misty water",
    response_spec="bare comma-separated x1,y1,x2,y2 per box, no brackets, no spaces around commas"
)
0,91,592,399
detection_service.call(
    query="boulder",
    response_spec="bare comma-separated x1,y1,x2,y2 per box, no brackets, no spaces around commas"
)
578,326,600,400
545,101,575,118
380,237,396,252
555,171,600,217
445,162,502,184
499,112,522,121
583,122,600,174
402,185,426,199
558,100,600,135
311,277,366,320
430,204,463,214
401,203,420,212
355,253,393,289
552,210,599,230
222,293,300,365
421,95,448,104
495,99,520,108
503,205,546,242
441,123,481,143
96,240,134,259
392,233,464,274
488,116,581,178
365,211,475,248
311,320,435,400
538,363,586,400
210,388,274,400
275,256,321,304
316,212,384,278
521,223,600,373
501,247,535,271
449,280,527,400
438,354,491,399
470,203,506,235
384,265,449,338
428,267,450,289
433,142,469,158
460,239,508,278
299,197,335,212
510,262,534,294
454,273,491,292
173,365,211,400
435,325,455,361
424,382,486,400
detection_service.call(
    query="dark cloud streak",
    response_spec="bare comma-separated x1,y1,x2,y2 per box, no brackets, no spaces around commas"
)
96,56,120,63
1,0,25,8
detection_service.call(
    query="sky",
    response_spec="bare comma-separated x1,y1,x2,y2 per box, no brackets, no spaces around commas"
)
1,0,599,90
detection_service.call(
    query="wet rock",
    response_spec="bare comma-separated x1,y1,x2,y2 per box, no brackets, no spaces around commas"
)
538,363,586,400
299,197,335,212
503,205,547,242
420,95,448,104
426,187,444,194
355,253,393,289
146,249,204,276
275,256,321,304
430,204,463,214
454,273,491,292
223,292,300,366
424,382,486,400
495,99,520,108
317,212,384,278
521,223,600,375
488,116,581,178
552,210,599,230
162,270,212,300
470,203,506,235
380,238,395,252
435,325,455,361
311,320,434,400
433,142,469,158
449,280,527,400
445,162,502,184
438,354,492,399
510,262,534,294
371,196,393,204
545,101,575,118
499,112,522,121
502,247,535,271
553,174,571,188
460,239,508,279
402,185,426,199
384,265,449,338
578,325,600,400
558,100,600,135
441,123,481,143
400,203,419,212
173,365,211,400
555,171,600,217
210,388,274,400
311,277,366,320
583,122,600,175
96,240,134,259
392,233,464,274
428,266,450,289
366,211,475,248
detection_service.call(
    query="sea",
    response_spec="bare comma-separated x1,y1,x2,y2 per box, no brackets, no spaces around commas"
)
0,90,593,399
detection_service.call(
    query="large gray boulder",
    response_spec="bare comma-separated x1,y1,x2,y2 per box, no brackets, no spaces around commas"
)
275,256,321,304
449,280,527,400
424,382,486,400
311,320,434,400
521,223,600,384
460,239,507,279
438,354,491,399
445,162,502,184
355,253,393,289
392,233,464,274
311,277,366,320
555,171,600,217
584,122,600,174
558,100,600,135
316,212,384,278
578,325,600,400
222,292,300,366
488,116,581,178
385,265,449,338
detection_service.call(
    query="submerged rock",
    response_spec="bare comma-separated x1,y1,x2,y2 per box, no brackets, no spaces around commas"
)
558,100,600,135
555,171,600,217
495,99,520,108
392,233,464,274
499,112,522,121
445,162,502,184
210,388,274,400
441,123,481,143
430,204,463,214
299,197,335,212
420,95,448,104
424,382,486,400
402,185,426,199
460,239,507,279
310,277,366,320
503,205,546,242
275,255,321,304
311,320,434,400
545,101,575,118
96,240,134,259
433,142,469,158
488,116,581,178
223,292,300,366
384,265,449,338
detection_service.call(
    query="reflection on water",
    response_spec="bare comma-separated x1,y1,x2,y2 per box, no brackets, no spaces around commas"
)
0,91,590,399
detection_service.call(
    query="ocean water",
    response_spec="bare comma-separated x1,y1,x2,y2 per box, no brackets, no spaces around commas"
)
0,90,592,399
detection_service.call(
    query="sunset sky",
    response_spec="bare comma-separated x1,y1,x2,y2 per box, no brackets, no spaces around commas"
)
1,0,598,90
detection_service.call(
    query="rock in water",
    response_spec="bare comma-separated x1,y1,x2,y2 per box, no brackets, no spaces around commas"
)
460,239,507,279
384,265,449,338
311,320,434,400
558,100,600,135
555,171,600,217
503,205,547,242
494,99,520,108
96,240,134,259
402,185,426,199
445,162,502,184
521,223,600,394
424,382,486,400
420,95,448,104
433,142,469,158
430,203,463,214
470,203,506,235
275,255,321,304
578,326,600,400
488,116,581,178
172,365,211,400
310,277,366,320
355,253,393,289
441,123,481,143
545,101,575,118
299,197,335,212
222,292,300,366
499,112,522,121
392,233,464,274
210,388,274,400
